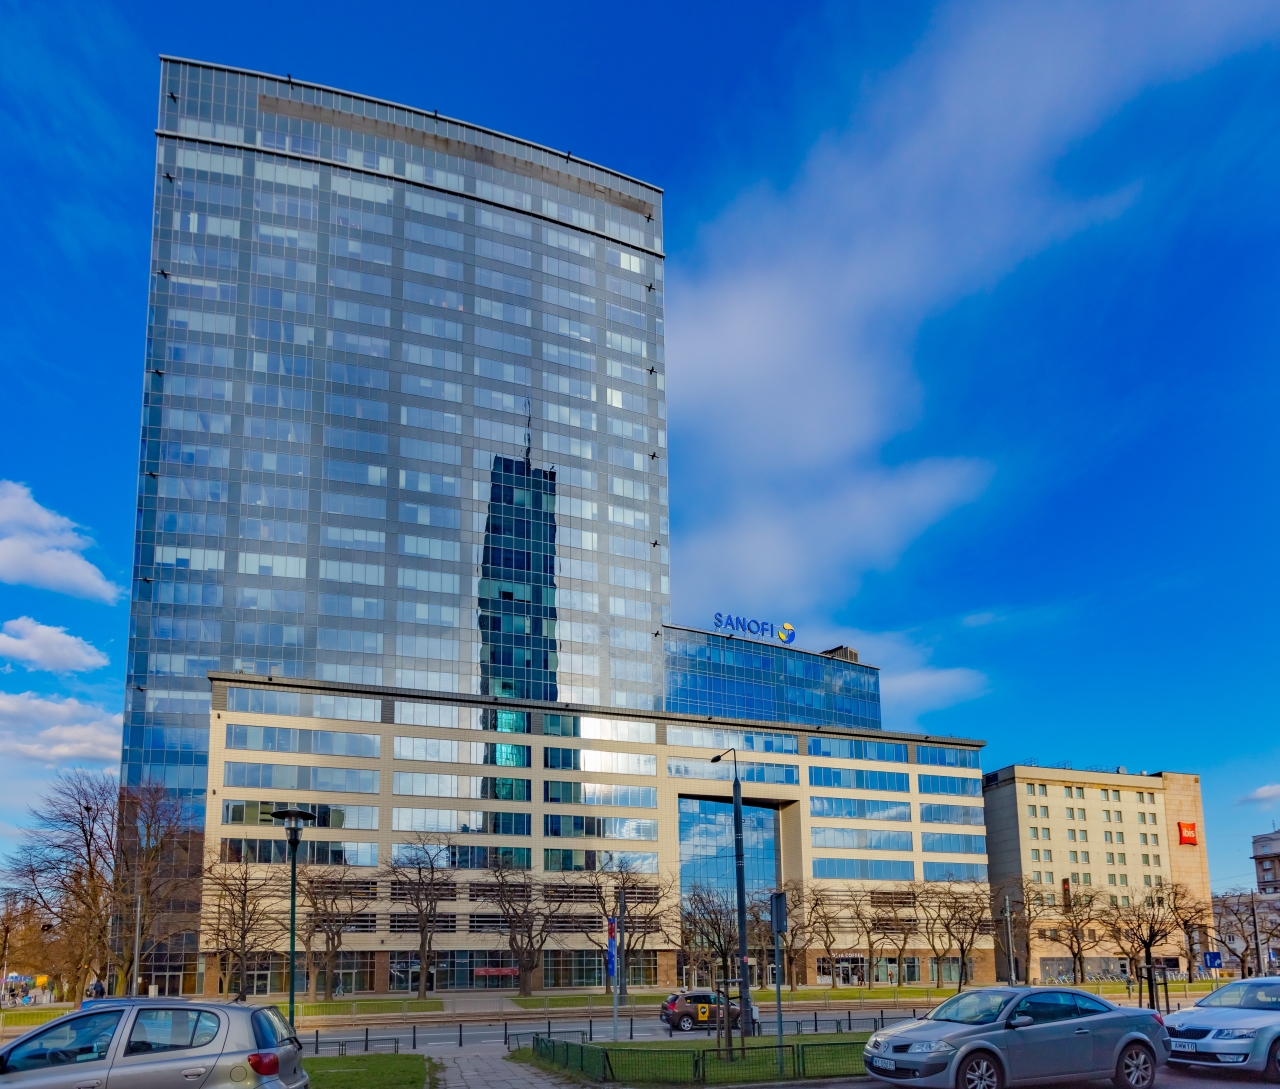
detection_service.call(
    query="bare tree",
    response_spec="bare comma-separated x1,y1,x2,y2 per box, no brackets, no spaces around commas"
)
478,861,566,998
808,886,846,987
1167,884,1212,980
201,860,284,997
778,880,812,991
565,863,678,994
681,884,742,1052
1046,887,1105,984
915,884,956,991
877,889,919,986
9,771,119,1006
746,891,773,994
840,886,881,988
940,882,992,991
112,782,199,996
384,835,455,999
994,876,1057,984
1214,891,1261,978
299,864,376,1000
1103,886,1180,995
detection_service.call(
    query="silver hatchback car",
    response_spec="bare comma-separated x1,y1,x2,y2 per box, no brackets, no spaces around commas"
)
864,987,1170,1089
0,997,309,1088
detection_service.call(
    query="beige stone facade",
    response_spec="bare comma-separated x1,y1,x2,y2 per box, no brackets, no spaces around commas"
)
984,764,1211,984
199,673,997,996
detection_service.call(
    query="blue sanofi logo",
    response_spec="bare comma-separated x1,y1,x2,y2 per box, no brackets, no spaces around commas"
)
714,614,797,644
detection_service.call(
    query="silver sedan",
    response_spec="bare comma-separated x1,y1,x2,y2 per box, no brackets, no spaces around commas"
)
1164,979,1280,1077
864,987,1170,1089
0,997,308,1088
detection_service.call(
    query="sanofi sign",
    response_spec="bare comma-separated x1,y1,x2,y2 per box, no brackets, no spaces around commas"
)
713,614,796,644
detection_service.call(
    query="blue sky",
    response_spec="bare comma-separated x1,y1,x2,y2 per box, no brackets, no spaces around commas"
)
1,0,1279,890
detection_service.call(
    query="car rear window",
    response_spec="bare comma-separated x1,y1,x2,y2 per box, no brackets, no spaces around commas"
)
251,1009,282,1049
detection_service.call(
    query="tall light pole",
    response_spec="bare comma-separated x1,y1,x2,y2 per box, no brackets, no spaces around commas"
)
272,808,316,1028
710,749,753,1043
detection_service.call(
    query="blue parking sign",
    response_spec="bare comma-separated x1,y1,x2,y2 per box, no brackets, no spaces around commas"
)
1203,951,1223,969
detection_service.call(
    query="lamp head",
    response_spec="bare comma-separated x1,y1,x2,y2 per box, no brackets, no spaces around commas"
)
271,807,317,828
710,754,722,764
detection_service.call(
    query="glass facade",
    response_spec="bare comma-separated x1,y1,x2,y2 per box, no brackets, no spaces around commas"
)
678,797,779,894
664,627,881,729
123,59,670,817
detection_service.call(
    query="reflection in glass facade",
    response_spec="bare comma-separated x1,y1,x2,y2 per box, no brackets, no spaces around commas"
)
122,59,669,819
678,797,779,894
664,627,881,729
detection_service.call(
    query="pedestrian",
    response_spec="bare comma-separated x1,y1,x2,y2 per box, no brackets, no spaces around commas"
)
91,980,105,999
334,979,344,999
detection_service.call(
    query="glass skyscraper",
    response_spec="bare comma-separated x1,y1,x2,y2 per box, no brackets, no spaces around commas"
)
123,58,669,822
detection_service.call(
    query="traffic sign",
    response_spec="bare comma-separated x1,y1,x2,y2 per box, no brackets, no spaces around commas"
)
1203,951,1223,969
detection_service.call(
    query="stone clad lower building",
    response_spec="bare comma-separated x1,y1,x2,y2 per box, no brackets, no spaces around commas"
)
199,660,996,996
983,764,1211,984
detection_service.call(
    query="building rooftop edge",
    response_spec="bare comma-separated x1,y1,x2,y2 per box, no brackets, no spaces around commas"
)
158,55,664,196
205,671,984,749
661,623,881,671
985,763,1200,781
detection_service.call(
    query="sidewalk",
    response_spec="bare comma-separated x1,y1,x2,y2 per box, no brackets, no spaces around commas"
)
425,1040,566,1089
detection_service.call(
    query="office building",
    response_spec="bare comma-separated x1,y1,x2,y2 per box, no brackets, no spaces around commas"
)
983,764,1210,983
203,656,992,994
126,58,994,996
1252,830,1280,896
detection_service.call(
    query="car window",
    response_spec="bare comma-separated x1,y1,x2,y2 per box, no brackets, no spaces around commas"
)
928,989,1017,1024
251,1009,281,1049
1013,992,1079,1024
1074,994,1113,1016
126,1010,221,1055
260,1005,295,1045
5,1011,123,1072
1198,982,1280,1010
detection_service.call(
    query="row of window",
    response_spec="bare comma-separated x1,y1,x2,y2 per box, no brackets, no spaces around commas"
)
1025,804,1160,824
1029,869,1166,888
1029,848,1160,866
812,859,988,882
1029,826,1150,845
1026,783,1159,804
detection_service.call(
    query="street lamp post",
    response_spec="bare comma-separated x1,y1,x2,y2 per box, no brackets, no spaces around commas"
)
710,749,753,1044
271,808,316,1028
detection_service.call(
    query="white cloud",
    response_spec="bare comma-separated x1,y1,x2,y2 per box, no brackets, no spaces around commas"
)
0,481,121,603
1238,784,1280,805
0,691,121,765
0,617,108,672
796,623,988,732
667,1,1280,613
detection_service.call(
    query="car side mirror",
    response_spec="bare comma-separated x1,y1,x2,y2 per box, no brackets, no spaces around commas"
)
1009,1015,1034,1029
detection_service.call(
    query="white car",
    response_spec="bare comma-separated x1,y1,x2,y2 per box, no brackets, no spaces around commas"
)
1164,979,1280,1078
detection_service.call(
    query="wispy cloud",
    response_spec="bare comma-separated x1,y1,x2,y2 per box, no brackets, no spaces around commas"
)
0,617,108,673
0,691,121,765
0,481,122,603
1238,784,1280,805
668,1,1280,625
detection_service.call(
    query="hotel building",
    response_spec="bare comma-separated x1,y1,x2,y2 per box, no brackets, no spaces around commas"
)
983,764,1210,983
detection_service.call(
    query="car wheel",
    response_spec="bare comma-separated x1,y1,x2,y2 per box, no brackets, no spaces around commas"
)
1264,1038,1280,1084
678,1015,694,1032
956,1051,1003,1089
1113,1042,1155,1089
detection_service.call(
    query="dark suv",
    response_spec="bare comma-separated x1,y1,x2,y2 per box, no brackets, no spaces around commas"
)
660,991,741,1032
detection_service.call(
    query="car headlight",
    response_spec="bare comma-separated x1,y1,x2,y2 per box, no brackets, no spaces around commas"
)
908,1041,957,1054
1212,1029,1257,1040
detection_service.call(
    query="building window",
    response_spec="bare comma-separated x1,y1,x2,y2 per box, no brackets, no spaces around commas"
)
1119,875,1128,886
1043,850,1052,862
1030,827,1039,840
1143,875,1152,887
1032,871,1042,883
1068,829,1077,842
1101,789,1110,800
1147,793,1155,804
1108,874,1116,885
1118,852,1126,863
1083,873,1091,885
1040,806,1049,818
1104,832,1113,844
1026,784,1036,796
1031,849,1040,861
543,950,604,989
1142,854,1150,866
1045,871,1054,884
1069,851,1078,863
1116,832,1125,844
1066,807,1075,819
1081,852,1090,863
1103,810,1111,822
1115,811,1123,823
1151,834,1158,846
1042,828,1051,840
1138,813,1147,825
1038,784,1047,796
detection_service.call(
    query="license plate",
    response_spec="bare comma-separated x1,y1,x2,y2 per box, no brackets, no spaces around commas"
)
1171,1041,1196,1053
870,1056,897,1071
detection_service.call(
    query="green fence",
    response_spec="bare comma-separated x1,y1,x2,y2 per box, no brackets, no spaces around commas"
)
532,1036,867,1083
797,1041,867,1078
280,998,444,1017
0,1009,64,1029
